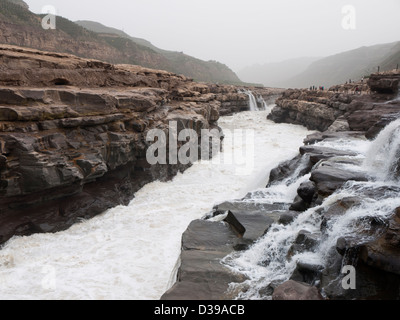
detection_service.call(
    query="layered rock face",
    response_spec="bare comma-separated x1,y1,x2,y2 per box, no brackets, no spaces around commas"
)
0,44,267,244
268,71,400,134
162,71,400,300
268,89,353,131
0,0,242,84
368,71,400,94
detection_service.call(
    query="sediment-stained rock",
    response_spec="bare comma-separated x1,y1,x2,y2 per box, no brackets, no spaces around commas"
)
268,71,400,135
0,44,280,244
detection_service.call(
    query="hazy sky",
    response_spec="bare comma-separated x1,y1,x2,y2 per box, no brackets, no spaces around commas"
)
24,0,400,72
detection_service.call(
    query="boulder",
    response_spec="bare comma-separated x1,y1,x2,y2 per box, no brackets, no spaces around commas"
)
182,220,239,253
272,280,324,300
359,207,400,275
310,165,368,197
287,230,320,259
267,154,313,187
299,145,358,165
326,116,350,132
161,249,246,300
297,181,317,203
290,261,324,285
289,195,310,212
278,211,301,225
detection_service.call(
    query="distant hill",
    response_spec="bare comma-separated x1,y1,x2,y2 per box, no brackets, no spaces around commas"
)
380,42,400,71
238,57,320,88
240,41,400,89
0,0,243,84
75,20,244,85
75,20,157,50
287,41,400,88
6,0,28,9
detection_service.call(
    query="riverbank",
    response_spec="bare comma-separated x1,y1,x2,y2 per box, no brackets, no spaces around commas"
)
0,110,312,299
162,71,400,300
0,44,282,245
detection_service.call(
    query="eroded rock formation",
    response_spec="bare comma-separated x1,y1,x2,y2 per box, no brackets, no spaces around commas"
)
0,44,276,244
268,71,400,134
163,71,400,300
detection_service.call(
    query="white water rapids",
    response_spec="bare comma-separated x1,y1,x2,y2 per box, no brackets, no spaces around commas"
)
0,108,312,300
223,118,400,300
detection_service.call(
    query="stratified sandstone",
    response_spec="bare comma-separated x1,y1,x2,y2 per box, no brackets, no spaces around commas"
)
368,70,400,94
0,44,273,244
268,71,400,134
162,71,400,301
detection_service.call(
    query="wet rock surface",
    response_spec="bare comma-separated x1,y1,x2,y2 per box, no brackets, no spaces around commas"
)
161,210,279,300
0,44,281,244
272,280,324,300
163,70,400,300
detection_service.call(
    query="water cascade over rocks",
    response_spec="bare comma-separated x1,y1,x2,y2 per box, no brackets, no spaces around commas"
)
0,108,311,300
364,118,400,182
219,118,400,300
239,90,268,112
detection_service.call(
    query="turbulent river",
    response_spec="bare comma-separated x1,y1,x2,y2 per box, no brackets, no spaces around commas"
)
223,118,400,300
0,108,312,300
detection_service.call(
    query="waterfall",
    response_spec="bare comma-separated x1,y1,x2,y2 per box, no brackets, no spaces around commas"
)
0,111,312,300
257,95,269,111
223,118,400,300
239,89,260,111
238,89,272,112
363,118,400,182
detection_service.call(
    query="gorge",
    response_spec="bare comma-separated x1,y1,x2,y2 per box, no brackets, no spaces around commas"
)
0,42,399,300
162,71,400,300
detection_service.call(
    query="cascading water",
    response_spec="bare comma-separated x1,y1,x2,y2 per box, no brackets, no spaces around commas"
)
223,118,400,300
239,89,267,111
0,110,312,300
363,118,400,181
257,95,269,111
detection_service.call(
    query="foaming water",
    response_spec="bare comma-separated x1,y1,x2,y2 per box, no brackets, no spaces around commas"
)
223,120,400,300
0,111,311,300
239,90,262,111
363,118,400,181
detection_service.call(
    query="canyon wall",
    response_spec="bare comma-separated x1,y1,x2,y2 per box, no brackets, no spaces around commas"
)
162,71,400,300
0,44,276,244
268,71,400,135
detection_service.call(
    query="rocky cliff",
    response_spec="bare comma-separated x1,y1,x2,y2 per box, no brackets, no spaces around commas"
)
0,0,243,84
0,44,274,245
268,70,400,136
162,71,400,300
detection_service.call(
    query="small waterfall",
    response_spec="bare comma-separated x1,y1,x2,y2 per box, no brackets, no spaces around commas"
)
257,95,269,111
363,118,400,182
223,118,400,300
239,89,260,111
0,110,312,300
